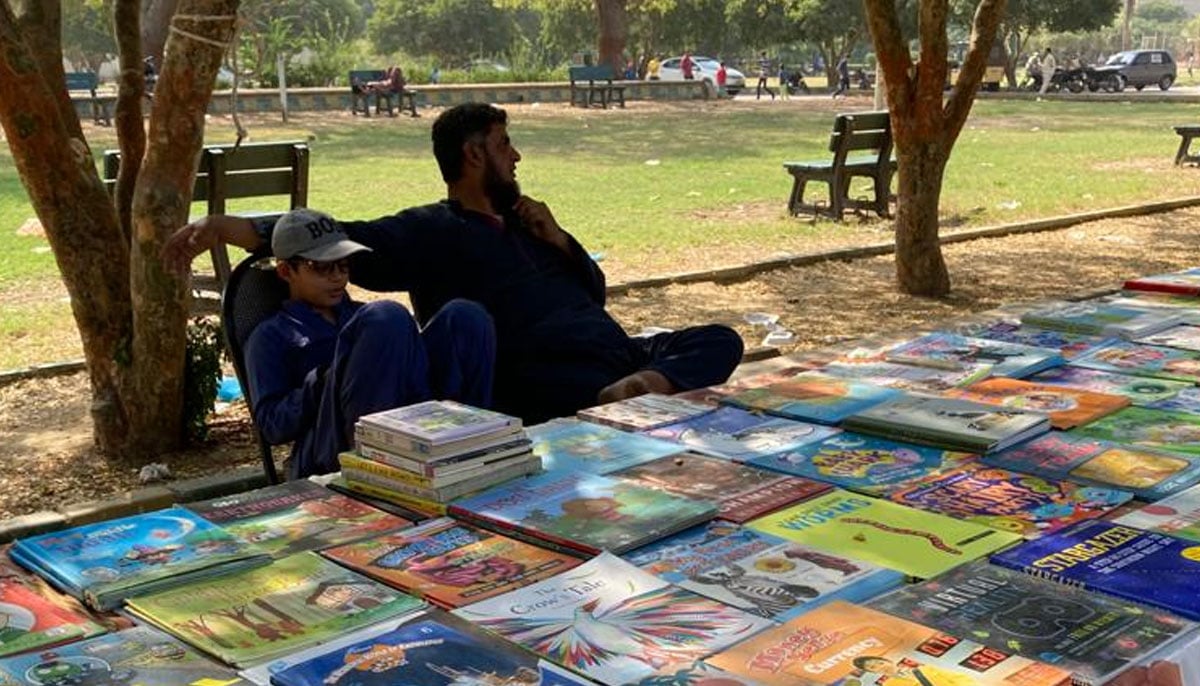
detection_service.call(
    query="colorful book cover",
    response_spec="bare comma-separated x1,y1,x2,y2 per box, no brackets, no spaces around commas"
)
748,491,1021,579
746,432,978,496
1021,300,1182,339
269,614,544,686
239,614,421,685
1115,484,1200,542
1146,386,1200,415
633,660,763,686
0,545,133,636
453,553,773,686
964,319,1102,359
1125,267,1200,297
0,626,247,685
1028,365,1191,405
448,470,718,555
1137,324,1200,352
319,517,581,609
1071,339,1200,383
818,359,991,394
1073,406,1200,456
884,332,1066,378
722,373,901,425
986,432,1200,501
945,377,1130,430
624,521,902,622
673,364,815,406
841,394,1051,454
576,393,715,432
990,521,1200,622
10,507,269,611
0,579,105,658
887,465,1132,539
705,600,1072,686
186,480,412,559
611,453,830,523
124,552,426,667
866,560,1195,686
358,400,521,445
527,418,685,475
641,407,838,462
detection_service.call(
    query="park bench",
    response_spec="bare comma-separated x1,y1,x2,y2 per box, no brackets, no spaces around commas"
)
349,69,418,117
783,111,897,221
1174,125,1200,166
102,141,310,289
569,65,626,109
66,71,113,126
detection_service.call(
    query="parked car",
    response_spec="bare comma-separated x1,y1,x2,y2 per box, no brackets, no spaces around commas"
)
1093,49,1176,92
658,56,745,95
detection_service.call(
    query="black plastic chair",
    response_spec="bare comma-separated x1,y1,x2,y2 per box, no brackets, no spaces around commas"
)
221,254,291,484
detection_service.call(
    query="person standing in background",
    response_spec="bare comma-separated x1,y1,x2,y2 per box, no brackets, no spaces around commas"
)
756,51,776,100
681,52,695,80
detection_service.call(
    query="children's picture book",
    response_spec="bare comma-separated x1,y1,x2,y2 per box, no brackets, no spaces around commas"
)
746,432,978,496
748,491,1021,579
449,470,718,555
705,600,1072,686
0,626,247,685
1073,406,1200,456
866,560,1195,686
962,319,1102,359
1115,484,1200,542
986,432,1200,501
624,521,902,622
269,613,545,686
124,552,426,667
527,417,685,475
1137,324,1200,352
610,453,830,523
186,480,412,559
641,407,838,462
887,465,1132,539
946,377,1129,430
672,364,815,406
320,517,581,609
722,372,901,425
1124,267,1200,297
453,553,773,686
576,393,715,432
818,359,990,394
991,521,1200,621
0,579,105,657
10,506,270,611
1028,364,1191,405
358,400,521,446
1146,386,1200,416
841,394,1051,454
238,613,422,685
884,332,1066,378
1071,339,1200,383
1020,300,1182,339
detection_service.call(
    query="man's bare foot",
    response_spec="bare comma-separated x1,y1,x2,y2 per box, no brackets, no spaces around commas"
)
597,370,676,404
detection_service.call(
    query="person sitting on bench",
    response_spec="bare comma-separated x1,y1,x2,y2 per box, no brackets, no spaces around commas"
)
366,65,407,97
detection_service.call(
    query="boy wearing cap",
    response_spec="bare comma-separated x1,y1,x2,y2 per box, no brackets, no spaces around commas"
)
246,208,495,479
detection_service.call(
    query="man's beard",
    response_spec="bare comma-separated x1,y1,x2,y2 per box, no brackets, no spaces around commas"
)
484,155,521,213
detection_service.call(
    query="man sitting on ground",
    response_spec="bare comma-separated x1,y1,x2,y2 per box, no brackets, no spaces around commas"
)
164,103,744,424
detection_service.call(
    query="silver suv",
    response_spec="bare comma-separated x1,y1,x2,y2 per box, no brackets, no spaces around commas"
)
1095,49,1176,91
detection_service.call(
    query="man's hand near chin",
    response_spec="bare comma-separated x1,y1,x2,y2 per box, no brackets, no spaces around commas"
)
513,195,569,253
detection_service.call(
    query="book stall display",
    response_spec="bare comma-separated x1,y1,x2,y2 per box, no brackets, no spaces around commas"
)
8,271,1200,684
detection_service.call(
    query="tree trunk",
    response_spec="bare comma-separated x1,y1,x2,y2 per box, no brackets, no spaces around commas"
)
113,0,146,243
594,0,626,74
141,0,180,62
1122,0,1135,51
894,145,950,294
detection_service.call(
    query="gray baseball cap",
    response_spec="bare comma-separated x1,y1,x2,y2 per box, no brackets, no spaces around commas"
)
272,208,371,261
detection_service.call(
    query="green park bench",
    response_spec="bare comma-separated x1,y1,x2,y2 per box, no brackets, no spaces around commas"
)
65,71,113,126
783,111,897,221
349,69,418,117
568,65,626,109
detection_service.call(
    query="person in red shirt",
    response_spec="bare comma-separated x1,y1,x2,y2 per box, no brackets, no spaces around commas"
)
681,52,694,80
716,61,728,98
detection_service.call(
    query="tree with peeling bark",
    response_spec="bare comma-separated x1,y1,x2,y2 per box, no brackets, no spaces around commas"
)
863,0,1005,297
0,0,237,458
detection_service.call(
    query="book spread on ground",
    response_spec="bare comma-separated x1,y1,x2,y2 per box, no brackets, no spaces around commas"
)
1029,365,1192,405
1145,386,1200,416
721,372,901,425
10,507,270,611
186,480,412,558
946,377,1129,430
0,626,247,685
0,578,105,657
705,600,1072,686
527,417,685,474
963,319,1102,359
641,407,840,462
1020,300,1182,339
887,465,1132,539
987,432,1200,501
124,552,426,667
990,521,1200,621
1071,339,1200,383
610,453,830,523
624,521,903,622
453,553,773,686
320,517,581,609
449,471,718,555
576,393,714,432
748,490,1021,579
239,614,422,685
884,332,1066,378
1137,324,1200,352
1115,484,1200,542
866,560,1197,686
818,359,991,394
1073,406,1200,456
672,363,816,406
842,394,1051,453
1125,267,1200,296
746,432,978,496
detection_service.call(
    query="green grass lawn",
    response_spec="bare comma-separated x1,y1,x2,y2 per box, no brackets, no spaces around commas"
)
3,97,1200,368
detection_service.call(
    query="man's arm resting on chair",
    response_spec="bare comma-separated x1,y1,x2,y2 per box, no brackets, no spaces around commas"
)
163,215,263,275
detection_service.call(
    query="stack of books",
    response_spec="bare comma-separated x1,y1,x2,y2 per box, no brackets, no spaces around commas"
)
339,400,542,516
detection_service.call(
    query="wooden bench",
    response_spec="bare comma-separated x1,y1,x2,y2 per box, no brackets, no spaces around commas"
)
66,72,113,126
568,65,626,109
103,141,309,288
349,69,418,117
1174,125,1200,166
784,111,897,221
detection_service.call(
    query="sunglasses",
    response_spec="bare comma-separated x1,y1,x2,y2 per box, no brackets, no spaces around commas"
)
289,258,351,276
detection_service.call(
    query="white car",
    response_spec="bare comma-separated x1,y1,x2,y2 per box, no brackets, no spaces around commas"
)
658,56,745,95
